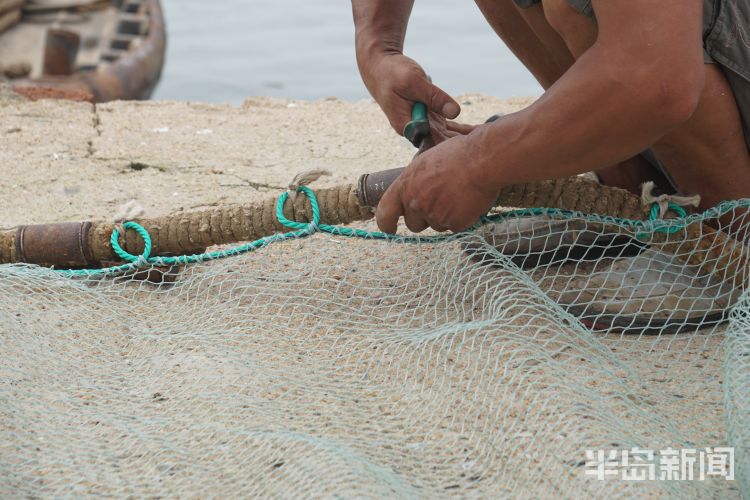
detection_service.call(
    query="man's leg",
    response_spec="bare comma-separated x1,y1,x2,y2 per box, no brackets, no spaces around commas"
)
542,0,750,210
649,66,750,209
473,0,573,90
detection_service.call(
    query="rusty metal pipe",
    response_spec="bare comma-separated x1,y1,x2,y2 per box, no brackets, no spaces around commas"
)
13,222,97,267
356,167,405,208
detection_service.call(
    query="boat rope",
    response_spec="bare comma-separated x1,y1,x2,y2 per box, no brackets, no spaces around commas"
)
56,177,731,278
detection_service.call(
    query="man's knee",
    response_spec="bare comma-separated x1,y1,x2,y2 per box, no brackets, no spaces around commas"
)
542,0,577,37
541,0,596,57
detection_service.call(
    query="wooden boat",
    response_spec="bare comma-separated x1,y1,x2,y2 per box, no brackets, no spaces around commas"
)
0,0,165,102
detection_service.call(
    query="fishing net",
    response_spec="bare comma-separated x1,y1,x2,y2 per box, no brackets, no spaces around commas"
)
1,193,749,498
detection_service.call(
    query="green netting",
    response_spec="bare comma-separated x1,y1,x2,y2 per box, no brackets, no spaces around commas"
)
0,195,748,497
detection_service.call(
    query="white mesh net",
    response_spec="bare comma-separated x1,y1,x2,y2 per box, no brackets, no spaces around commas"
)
0,206,747,497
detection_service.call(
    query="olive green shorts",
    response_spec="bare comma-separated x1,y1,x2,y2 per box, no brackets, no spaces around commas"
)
513,0,750,150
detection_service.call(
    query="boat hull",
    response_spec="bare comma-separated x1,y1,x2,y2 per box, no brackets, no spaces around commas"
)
6,0,166,102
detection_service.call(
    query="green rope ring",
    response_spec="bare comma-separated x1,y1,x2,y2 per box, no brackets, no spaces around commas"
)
648,201,688,235
110,221,153,263
275,186,321,230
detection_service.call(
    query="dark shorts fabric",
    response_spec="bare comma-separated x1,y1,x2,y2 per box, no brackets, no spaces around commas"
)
513,0,593,17
704,0,750,150
513,0,750,150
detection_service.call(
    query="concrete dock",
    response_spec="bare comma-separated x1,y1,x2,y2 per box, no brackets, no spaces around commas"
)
0,88,533,227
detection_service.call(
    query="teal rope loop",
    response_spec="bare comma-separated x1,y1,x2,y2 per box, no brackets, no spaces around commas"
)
110,221,153,263
275,186,320,230
56,184,734,278
646,201,688,235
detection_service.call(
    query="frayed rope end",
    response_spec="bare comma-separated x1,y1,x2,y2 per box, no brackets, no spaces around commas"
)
640,181,700,218
113,199,145,236
287,169,331,201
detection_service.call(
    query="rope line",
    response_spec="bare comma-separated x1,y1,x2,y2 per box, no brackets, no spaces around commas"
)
57,186,706,277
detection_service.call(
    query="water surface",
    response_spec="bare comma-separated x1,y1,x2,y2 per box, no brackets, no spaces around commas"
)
153,0,542,104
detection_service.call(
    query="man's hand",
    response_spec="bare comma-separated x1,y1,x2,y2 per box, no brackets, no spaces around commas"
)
352,0,467,144
375,132,498,234
360,52,463,144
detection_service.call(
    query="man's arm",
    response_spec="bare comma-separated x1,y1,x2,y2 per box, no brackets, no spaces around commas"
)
476,0,704,187
376,0,706,233
352,0,413,61
351,0,461,137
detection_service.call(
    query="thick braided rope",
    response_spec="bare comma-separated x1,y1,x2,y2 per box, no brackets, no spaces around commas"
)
0,177,628,263
88,176,645,261
0,176,746,287
0,230,12,265
86,182,370,263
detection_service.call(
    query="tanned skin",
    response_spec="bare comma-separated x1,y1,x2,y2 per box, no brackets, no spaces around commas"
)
351,0,750,234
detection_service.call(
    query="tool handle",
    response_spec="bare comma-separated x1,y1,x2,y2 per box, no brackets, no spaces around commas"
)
360,100,433,207
362,102,430,206
402,101,430,148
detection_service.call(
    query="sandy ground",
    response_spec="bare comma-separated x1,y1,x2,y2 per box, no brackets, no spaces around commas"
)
0,87,533,227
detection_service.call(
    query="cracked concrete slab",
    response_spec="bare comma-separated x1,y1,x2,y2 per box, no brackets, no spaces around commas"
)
0,93,534,227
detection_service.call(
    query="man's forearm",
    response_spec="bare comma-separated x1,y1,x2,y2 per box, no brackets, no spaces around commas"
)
476,50,696,188
352,0,414,59
475,0,704,191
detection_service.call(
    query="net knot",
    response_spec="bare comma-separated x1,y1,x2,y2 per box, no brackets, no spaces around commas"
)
640,181,700,219
287,169,331,202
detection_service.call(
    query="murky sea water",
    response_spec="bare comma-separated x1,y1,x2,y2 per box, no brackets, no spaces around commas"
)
153,0,542,104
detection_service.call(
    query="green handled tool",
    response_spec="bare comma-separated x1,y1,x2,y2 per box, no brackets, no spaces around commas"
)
403,99,501,154
403,101,429,147
403,101,434,154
